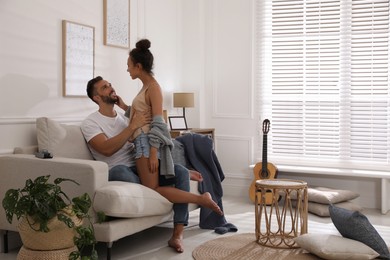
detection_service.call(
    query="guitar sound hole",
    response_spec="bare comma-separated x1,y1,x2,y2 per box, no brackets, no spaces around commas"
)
261,171,269,179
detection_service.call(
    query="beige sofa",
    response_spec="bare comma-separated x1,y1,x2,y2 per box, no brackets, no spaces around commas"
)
0,117,199,259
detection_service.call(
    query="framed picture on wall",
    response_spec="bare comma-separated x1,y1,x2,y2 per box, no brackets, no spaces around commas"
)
103,0,130,48
168,116,188,130
62,20,95,97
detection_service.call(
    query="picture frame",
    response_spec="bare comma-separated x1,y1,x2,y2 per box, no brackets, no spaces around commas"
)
103,0,130,49
168,116,188,130
62,20,95,97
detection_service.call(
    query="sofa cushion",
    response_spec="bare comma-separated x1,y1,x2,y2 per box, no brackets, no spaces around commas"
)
36,117,93,160
93,182,173,218
294,234,380,260
329,204,390,259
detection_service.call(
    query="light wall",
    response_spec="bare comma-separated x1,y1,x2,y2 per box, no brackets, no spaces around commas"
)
0,0,381,209
0,0,200,153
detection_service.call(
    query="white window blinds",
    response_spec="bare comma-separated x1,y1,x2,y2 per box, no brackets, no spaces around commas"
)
256,0,390,170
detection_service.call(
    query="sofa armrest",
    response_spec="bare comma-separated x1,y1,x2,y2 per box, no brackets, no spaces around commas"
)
13,145,38,155
0,154,109,231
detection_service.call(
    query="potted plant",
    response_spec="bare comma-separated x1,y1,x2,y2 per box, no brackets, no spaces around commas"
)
2,175,98,260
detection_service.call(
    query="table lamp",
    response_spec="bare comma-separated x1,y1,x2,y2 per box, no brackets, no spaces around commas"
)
173,92,194,120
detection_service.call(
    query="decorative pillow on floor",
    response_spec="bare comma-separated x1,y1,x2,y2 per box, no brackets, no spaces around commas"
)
329,204,390,259
290,186,359,204
307,201,362,217
294,233,380,260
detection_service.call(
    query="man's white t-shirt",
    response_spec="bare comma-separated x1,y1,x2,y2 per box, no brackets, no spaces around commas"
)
81,111,136,169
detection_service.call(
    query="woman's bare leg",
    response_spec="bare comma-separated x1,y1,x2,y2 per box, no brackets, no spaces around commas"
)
168,224,184,253
136,156,223,216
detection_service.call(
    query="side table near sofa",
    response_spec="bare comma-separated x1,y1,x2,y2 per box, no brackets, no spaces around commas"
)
255,179,308,248
170,128,215,143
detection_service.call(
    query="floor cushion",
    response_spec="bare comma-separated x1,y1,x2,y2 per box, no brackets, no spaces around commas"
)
307,201,362,217
294,233,380,260
290,186,359,204
329,204,390,259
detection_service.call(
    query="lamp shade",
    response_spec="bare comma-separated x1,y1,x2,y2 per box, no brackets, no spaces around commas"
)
173,93,194,108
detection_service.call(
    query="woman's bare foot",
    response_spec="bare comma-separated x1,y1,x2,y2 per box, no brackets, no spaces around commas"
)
200,192,223,215
168,237,184,253
168,224,184,253
190,170,203,182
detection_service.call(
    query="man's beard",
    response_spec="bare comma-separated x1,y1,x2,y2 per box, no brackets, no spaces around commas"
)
100,94,117,104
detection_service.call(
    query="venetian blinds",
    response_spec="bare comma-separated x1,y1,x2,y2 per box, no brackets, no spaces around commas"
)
256,0,390,170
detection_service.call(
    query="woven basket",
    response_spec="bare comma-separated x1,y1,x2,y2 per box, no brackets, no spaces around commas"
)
17,245,79,260
18,210,82,251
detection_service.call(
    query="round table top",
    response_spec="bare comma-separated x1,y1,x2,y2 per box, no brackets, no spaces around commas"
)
255,179,307,189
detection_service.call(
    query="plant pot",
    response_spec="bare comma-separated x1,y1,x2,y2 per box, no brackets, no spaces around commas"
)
18,210,82,251
17,245,79,260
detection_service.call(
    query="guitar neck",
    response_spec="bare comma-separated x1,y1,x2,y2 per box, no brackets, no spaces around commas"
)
262,134,268,171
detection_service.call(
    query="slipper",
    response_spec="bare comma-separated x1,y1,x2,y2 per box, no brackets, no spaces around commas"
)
223,223,238,232
214,223,238,234
214,226,229,234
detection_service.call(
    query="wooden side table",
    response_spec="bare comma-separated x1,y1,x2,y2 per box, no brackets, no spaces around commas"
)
170,128,215,142
255,179,308,248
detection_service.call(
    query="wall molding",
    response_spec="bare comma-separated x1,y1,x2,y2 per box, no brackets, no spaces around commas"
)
224,172,252,180
0,116,85,125
215,134,254,165
0,149,14,155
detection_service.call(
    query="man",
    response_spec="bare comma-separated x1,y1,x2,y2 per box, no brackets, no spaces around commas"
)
81,76,220,253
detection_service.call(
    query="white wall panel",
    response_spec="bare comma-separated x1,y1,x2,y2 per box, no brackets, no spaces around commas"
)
215,135,253,176
143,0,179,94
210,0,253,118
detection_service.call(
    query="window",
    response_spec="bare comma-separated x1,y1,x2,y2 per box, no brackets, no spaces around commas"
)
256,0,390,171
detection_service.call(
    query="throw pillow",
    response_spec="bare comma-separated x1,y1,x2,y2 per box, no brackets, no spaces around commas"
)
329,204,390,259
36,117,93,160
290,186,359,204
294,234,380,260
93,181,173,218
307,201,362,217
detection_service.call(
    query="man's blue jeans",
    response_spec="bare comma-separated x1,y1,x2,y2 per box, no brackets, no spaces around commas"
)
109,164,190,226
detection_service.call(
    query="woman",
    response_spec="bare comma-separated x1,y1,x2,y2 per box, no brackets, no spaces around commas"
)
127,39,223,252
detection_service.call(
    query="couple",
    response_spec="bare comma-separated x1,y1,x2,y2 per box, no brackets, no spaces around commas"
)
81,39,224,253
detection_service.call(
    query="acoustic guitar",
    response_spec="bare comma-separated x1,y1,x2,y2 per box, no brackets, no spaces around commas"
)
248,119,278,204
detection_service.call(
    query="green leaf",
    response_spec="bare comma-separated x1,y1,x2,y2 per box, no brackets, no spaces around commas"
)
57,213,74,228
72,193,91,216
96,211,107,223
69,251,80,260
54,177,80,186
2,175,98,259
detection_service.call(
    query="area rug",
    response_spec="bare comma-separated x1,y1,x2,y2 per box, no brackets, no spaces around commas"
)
192,233,320,260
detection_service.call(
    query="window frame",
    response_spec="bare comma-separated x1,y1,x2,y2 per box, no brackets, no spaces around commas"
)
255,0,390,171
